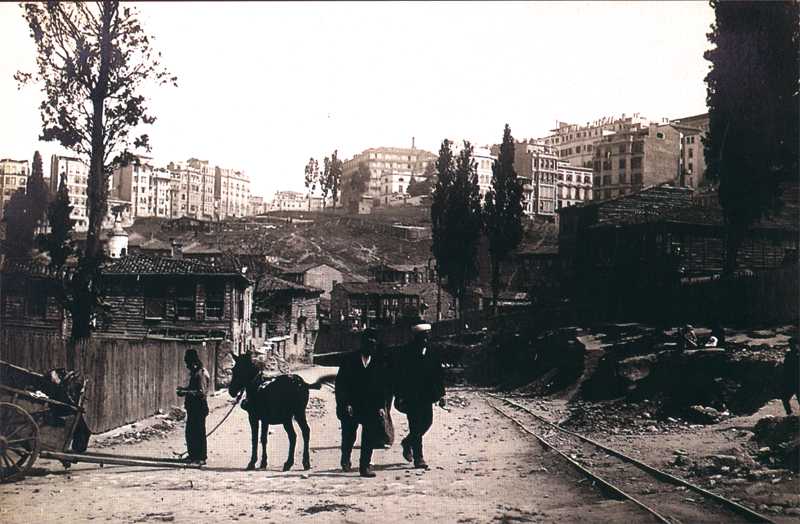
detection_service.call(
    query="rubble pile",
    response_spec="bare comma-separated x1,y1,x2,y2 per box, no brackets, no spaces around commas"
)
751,415,799,472
559,399,696,436
93,408,185,448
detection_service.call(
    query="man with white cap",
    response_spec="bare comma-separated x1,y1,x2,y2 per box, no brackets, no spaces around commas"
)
395,320,445,469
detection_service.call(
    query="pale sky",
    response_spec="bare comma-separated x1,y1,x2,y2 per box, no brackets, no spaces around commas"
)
0,1,714,199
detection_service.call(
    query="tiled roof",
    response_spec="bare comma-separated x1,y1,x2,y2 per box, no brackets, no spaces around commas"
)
592,185,695,226
335,281,424,296
139,237,172,251
103,254,246,278
181,240,222,255
256,274,322,295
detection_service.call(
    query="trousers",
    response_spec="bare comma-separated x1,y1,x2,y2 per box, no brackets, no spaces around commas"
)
402,402,433,462
185,400,208,461
340,416,374,470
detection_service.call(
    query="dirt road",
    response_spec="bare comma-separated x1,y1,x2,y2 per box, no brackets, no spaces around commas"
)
1,387,653,523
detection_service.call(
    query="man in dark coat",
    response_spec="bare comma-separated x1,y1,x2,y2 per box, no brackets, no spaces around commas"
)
336,330,388,477
177,349,210,465
395,322,445,469
782,337,799,415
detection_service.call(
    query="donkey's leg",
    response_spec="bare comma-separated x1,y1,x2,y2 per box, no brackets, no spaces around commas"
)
282,420,297,472
296,413,312,470
247,412,258,470
259,421,269,469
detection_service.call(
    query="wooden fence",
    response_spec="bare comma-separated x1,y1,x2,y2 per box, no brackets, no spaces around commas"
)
0,331,217,434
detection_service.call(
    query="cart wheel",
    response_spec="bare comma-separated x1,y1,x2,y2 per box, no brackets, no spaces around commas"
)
0,402,40,482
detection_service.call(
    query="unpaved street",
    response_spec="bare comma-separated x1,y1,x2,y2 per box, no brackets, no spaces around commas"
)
1,386,647,523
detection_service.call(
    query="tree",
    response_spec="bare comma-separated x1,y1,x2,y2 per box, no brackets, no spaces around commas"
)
17,2,175,340
2,151,50,257
431,140,483,319
320,156,331,209
483,124,524,313
346,161,371,212
329,150,343,209
303,157,319,211
408,162,435,197
704,0,799,276
43,172,75,272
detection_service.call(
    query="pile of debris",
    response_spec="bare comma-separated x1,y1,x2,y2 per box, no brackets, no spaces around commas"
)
751,415,799,472
559,399,696,436
93,407,185,449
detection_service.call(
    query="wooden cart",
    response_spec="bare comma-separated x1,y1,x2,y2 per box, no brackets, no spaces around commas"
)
0,360,199,482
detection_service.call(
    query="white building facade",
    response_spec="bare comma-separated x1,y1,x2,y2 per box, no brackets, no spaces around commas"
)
49,155,90,232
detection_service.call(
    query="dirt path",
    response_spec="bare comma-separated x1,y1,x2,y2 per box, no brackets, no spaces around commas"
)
1,387,654,523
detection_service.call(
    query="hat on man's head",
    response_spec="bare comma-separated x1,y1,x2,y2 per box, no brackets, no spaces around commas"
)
411,323,432,333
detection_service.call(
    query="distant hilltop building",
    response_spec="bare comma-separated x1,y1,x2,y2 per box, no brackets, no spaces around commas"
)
540,113,659,169
0,158,30,219
341,140,436,206
110,155,172,219
269,190,323,212
450,141,495,198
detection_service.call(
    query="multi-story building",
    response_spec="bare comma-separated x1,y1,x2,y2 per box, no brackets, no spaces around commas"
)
591,122,681,201
111,156,172,218
451,141,495,198
670,113,709,189
49,155,90,232
341,144,436,206
270,191,309,211
215,166,250,219
512,141,559,218
556,161,593,209
187,158,217,219
0,159,29,218
540,113,653,168
167,161,203,219
248,195,265,216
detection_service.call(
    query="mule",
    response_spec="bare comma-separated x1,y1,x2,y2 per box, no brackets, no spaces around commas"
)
228,352,328,471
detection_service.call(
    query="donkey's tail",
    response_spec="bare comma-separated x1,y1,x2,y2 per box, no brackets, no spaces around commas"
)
305,372,337,390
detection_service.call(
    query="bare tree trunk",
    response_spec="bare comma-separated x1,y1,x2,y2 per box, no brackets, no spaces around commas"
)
71,1,114,341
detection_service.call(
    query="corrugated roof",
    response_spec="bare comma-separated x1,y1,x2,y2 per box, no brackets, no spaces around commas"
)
181,240,222,255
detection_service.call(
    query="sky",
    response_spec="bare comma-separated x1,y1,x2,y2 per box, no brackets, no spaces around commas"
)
0,1,715,199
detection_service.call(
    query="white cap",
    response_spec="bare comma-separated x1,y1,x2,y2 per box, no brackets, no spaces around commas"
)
411,323,432,333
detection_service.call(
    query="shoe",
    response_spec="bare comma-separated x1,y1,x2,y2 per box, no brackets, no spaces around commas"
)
359,467,376,478
401,440,413,463
341,462,352,472
413,461,429,470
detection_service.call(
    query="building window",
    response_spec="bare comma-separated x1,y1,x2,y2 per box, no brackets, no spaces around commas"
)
205,282,225,319
631,157,642,169
175,281,196,319
144,283,166,319
656,132,665,139
619,173,627,184
618,158,626,170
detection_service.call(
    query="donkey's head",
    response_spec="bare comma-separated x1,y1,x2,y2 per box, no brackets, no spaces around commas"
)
228,351,258,398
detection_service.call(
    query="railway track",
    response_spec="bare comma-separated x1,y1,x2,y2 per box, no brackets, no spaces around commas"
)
484,393,774,524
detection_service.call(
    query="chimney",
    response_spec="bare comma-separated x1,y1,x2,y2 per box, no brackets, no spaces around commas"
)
171,240,183,259
412,136,415,150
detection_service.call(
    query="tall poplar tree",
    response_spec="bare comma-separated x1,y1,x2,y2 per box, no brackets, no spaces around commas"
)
483,124,524,312
704,0,799,276
431,140,483,318
17,2,175,339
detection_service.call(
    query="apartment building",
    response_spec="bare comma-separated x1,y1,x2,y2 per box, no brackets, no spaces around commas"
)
512,141,559,218
0,159,29,218
167,161,203,219
341,144,436,205
671,113,709,188
557,161,593,209
215,166,250,218
111,156,172,218
451,141,495,198
541,113,654,168
49,155,90,232
187,158,217,219
248,195,265,216
592,122,681,201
